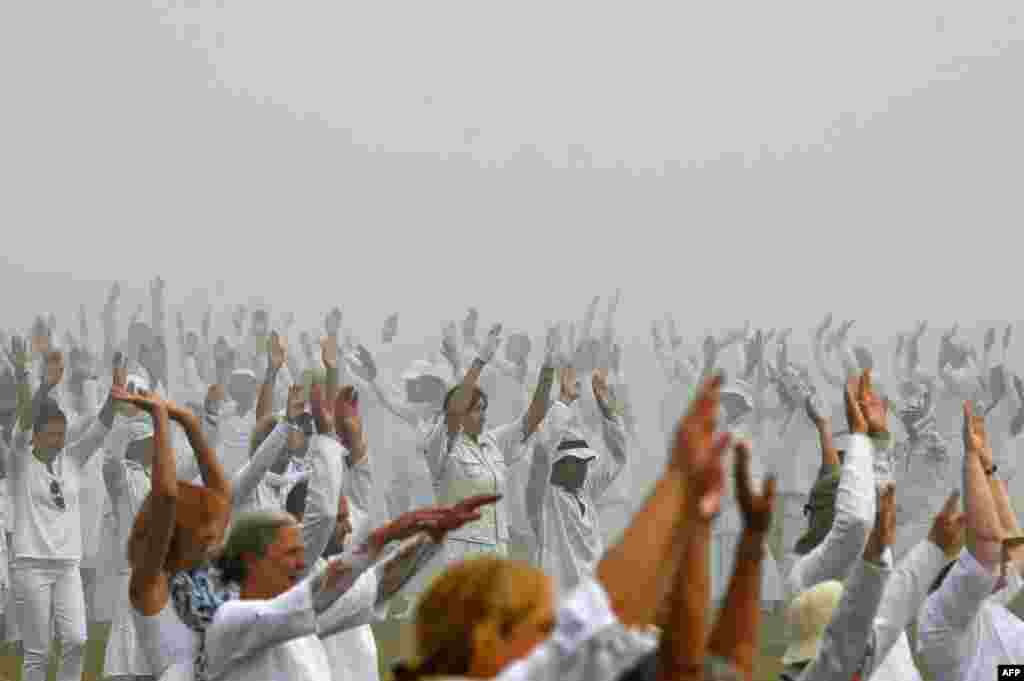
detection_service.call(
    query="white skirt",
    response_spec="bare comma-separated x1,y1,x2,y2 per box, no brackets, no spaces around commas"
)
104,572,155,678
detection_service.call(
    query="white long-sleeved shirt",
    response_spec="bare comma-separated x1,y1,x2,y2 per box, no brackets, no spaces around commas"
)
230,422,305,515
785,433,877,599
917,548,1024,681
527,400,627,594
796,557,891,681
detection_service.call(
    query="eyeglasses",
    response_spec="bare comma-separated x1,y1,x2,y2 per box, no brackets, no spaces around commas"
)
50,480,66,511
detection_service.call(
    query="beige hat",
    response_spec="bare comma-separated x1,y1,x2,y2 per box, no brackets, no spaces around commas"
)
782,580,844,665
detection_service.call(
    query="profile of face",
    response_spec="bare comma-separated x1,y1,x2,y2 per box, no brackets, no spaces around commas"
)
249,523,305,597
35,416,67,456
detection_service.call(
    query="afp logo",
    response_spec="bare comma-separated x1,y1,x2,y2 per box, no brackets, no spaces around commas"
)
1000,665,1024,677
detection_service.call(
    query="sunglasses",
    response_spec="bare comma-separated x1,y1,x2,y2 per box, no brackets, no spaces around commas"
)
50,480,66,511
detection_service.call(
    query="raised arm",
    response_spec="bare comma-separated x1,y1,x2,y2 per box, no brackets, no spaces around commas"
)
705,442,775,681
121,390,178,615
300,433,345,577
166,395,231,501
256,331,287,421
787,372,878,595
446,324,502,436
962,401,1004,567
597,375,731,629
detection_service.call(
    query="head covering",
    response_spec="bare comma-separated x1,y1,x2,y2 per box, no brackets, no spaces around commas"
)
794,464,841,555
782,580,844,665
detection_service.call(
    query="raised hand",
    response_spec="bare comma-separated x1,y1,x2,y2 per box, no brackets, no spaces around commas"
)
286,384,305,421
814,313,833,342
381,314,399,344
462,307,480,346
202,308,212,340
592,368,611,406
320,335,338,370
477,323,503,363
651,321,665,353
962,401,990,458
735,440,775,534
112,351,128,389
441,322,459,366
985,328,997,355
805,392,830,428
325,307,343,338
559,365,580,405
355,345,378,382
232,306,246,336
4,335,28,375
545,323,562,363
913,320,928,339
856,369,887,434
1005,325,1014,352
310,383,334,435
669,374,731,518
928,490,965,559
335,385,362,451
844,374,868,435
268,331,287,371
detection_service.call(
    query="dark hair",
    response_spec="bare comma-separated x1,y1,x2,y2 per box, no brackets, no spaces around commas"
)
442,386,488,414
33,399,67,434
285,481,309,520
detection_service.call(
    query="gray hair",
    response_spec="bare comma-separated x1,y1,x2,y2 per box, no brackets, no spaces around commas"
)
217,510,297,583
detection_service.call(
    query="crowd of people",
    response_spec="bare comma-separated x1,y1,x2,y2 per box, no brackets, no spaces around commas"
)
0,279,1022,681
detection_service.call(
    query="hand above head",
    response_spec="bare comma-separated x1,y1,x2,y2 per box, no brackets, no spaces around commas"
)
928,490,965,559
735,440,775,534
669,374,731,519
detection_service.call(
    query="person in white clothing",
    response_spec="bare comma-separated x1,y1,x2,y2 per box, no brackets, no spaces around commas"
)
916,401,1024,681
526,366,627,595
5,336,118,681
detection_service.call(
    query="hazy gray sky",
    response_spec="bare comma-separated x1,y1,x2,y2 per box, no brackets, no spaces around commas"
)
2,1,1022,346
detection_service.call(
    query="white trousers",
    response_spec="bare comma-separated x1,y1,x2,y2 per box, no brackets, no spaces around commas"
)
12,559,88,681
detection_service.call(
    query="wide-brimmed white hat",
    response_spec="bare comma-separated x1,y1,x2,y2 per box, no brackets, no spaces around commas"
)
782,580,844,665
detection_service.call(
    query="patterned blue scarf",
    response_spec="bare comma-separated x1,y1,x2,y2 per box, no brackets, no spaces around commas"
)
169,565,237,681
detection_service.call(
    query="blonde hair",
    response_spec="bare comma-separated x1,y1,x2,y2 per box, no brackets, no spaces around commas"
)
127,482,230,568
405,556,549,678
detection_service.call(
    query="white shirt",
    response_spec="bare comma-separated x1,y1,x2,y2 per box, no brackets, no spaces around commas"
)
528,400,627,594
917,548,1024,681
422,414,535,545
205,561,385,681
230,422,306,515
216,409,257,480
9,419,109,561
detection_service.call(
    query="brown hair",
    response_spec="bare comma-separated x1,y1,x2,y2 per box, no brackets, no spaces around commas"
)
127,482,230,567
397,556,549,679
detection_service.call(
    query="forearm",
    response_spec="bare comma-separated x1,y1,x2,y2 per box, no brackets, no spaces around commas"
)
816,420,840,467
256,364,279,421
990,477,1021,537
963,449,1003,566
658,516,711,681
523,364,555,435
596,470,688,628
179,413,231,498
707,529,765,681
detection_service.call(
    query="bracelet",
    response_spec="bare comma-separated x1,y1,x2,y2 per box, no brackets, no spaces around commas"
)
986,465,998,477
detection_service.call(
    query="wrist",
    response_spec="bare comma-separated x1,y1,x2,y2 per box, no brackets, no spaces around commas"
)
472,357,487,370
